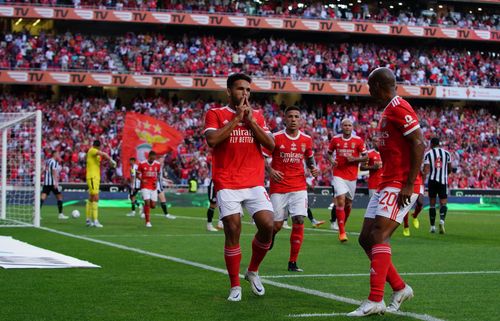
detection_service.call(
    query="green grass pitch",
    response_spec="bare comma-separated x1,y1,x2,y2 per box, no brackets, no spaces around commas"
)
1,206,499,321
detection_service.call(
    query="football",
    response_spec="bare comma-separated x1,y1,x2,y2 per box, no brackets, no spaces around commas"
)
71,210,80,219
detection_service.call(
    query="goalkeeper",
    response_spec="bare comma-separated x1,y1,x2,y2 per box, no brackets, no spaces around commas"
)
86,140,116,228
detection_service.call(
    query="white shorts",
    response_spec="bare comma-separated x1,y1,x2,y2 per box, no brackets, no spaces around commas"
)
419,184,424,195
364,186,418,224
270,190,308,222
333,176,357,200
216,186,274,219
141,188,158,202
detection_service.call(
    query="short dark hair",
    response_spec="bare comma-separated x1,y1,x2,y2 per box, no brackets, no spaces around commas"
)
148,151,157,157
51,150,58,156
129,157,136,161
93,140,101,147
227,73,252,89
430,137,440,146
285,106,301,114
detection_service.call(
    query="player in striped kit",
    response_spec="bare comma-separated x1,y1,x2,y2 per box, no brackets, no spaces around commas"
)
423,137,452,234
40,150,68,219
126,157,142,217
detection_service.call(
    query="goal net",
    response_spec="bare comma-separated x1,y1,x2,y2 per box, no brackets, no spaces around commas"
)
0,111,42,227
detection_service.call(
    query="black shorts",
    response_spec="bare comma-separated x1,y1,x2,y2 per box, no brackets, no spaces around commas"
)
42,185,61,195
129,187,139,197
428,180,448,199
208,180,216,204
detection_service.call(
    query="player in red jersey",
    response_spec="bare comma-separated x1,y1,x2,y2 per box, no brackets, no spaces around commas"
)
361,136,383,198
137,151,161,228
327,119,368,242
266,106,318,273
348,68,425,317
203,73,275,302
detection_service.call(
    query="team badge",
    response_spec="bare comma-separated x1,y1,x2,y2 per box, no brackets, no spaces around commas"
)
291,143,297,151
351,143,355,148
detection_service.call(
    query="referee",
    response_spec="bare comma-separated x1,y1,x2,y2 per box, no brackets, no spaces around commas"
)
40,150,68,219
423,137,452,234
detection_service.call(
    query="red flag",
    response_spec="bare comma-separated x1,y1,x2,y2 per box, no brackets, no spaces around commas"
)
121,112,183,179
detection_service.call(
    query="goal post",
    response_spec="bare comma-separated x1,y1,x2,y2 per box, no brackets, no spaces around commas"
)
0,111,42,227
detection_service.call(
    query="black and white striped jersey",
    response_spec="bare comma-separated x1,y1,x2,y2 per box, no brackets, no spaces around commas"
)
43,158,59,186
424,148,451,184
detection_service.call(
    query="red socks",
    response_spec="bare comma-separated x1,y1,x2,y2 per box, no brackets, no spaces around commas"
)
369,244,392,302
248,236,271,272
289,223,304,262
144,204,150,223
364,247,405,292
224,245,242,287
336,207,346,234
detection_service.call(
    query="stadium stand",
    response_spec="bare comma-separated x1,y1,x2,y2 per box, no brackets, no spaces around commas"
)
1,92,498,188
3,1,498,30
1,31,498,87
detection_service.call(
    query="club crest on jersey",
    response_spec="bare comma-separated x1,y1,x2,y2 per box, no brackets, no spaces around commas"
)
351,143,356,148
301,143,306,152
291,143,297,151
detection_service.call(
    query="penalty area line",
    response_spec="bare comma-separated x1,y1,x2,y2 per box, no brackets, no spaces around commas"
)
39,226,445,321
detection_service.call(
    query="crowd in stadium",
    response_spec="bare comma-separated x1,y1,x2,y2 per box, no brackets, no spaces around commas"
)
4,0,498,30
1,93,498,189
2,31,498,87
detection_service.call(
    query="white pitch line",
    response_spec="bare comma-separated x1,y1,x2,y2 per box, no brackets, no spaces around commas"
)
82,233,256,238
263,270,500,279
39,226,445,321
288,312,347,318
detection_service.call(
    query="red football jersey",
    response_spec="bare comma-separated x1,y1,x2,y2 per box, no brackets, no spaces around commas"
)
203,106,270,191
269,130,314,194
138,160,161,190
328,134,367,181
378,96,421,192
366,149,383,189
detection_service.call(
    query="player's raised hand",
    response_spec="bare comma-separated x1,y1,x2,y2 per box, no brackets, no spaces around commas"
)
310,166,319,177
270,168,284,182
397,183,413,208
235,96,246,121
243,96,254,122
